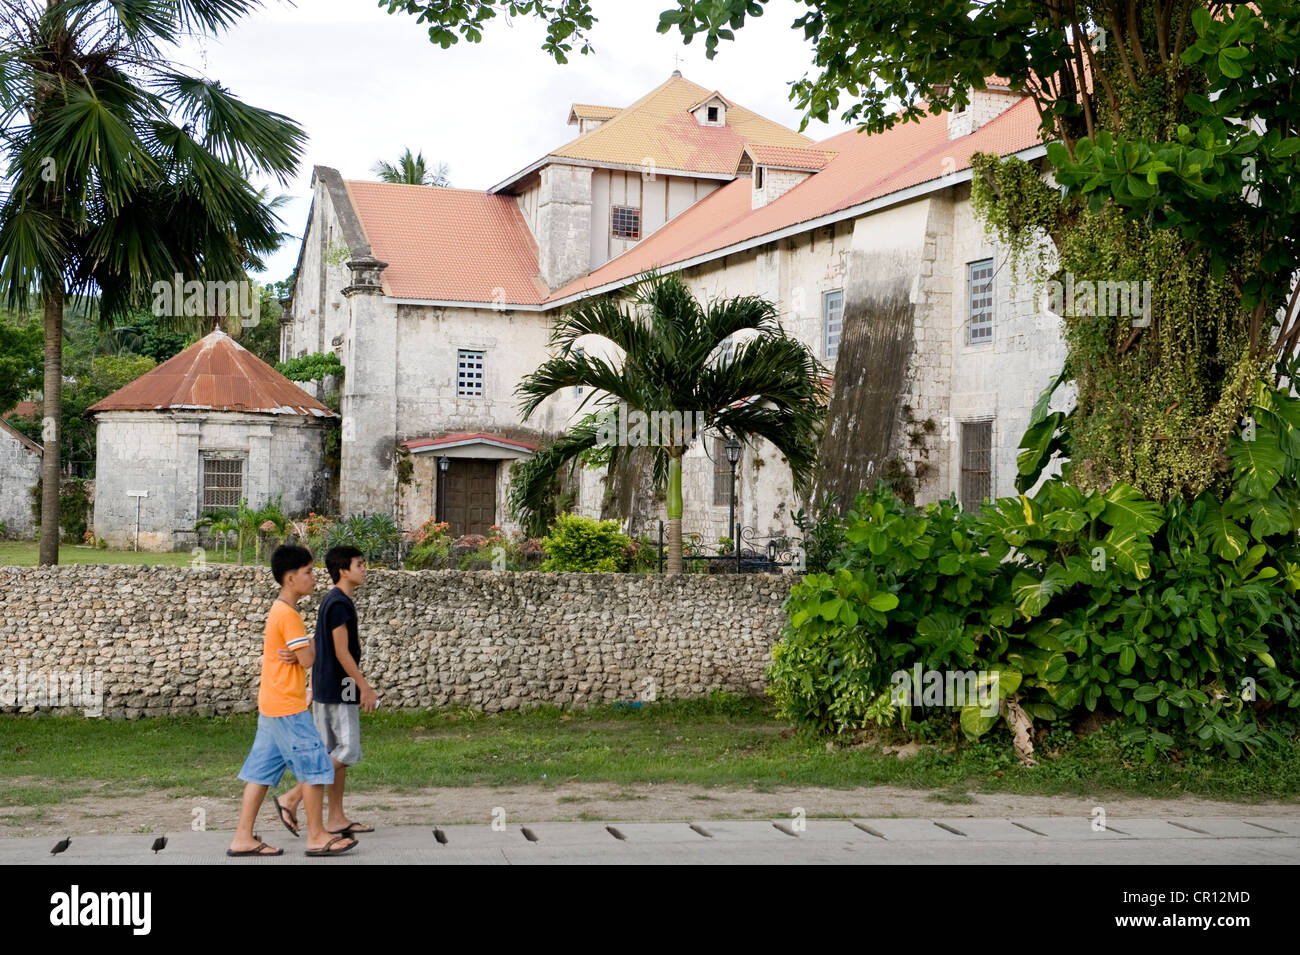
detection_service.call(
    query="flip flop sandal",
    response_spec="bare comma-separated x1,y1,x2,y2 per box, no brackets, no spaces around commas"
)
327,822,375,834
227,840,283,857
305,835,358,857
272,795,300,837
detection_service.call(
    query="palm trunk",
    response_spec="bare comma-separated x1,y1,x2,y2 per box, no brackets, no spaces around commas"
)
666,451,683,573
38,282,64,566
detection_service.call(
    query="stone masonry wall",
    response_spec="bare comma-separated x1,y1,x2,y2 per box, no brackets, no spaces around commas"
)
0,424,40,539
0,565,793,719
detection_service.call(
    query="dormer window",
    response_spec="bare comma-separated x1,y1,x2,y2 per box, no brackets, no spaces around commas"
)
691,93,730,127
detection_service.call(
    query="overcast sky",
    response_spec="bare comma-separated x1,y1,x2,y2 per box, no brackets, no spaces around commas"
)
171,0,857,283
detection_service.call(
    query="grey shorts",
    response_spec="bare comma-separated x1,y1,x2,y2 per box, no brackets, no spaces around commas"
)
312,701,362,766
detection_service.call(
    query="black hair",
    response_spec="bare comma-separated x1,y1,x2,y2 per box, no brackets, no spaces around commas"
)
325,545,365,584
271,544,314,585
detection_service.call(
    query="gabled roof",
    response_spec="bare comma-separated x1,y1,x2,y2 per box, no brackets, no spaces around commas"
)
344,181,546,305
0,417,41,455
546,95,1042,303
568,104,621,123
402,432,538,454
741,144,837,172
687,90,734,112
2,400,39,422
493,73,811,191
86,330,335,417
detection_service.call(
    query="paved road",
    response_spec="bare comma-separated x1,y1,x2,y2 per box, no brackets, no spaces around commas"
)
5,816,1299,864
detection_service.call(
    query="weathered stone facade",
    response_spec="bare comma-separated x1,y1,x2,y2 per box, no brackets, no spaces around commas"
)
93,411,331,551
0,565,793,718
0,420,41,539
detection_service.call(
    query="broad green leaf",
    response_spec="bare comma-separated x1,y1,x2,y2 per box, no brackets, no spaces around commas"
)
867,592,899,612
959,702,1000,740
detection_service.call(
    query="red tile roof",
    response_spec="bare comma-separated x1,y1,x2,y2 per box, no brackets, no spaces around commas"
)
86,330,335,417
344,181,546,305
3,400,39,421
547,96,1043,302
504,74,812,187
742,144,837,171
402,432,539,453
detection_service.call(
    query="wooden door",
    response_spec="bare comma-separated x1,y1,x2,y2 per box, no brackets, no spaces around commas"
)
442,459,497,537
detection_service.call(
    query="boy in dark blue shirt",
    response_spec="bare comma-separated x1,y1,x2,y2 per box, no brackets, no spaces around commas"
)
275,545,378,836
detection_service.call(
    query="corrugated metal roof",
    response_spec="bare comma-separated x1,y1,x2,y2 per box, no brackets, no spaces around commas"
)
86,330,335,417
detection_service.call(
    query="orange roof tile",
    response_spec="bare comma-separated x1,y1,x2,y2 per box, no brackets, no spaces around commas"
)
537,74,811,179
569,104,621,121
742,144,837,171
3,400,39,421
344,181,546,304
547,96,1043,302
86,330,335,417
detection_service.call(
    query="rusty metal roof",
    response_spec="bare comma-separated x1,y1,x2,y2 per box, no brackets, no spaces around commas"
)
86,329,335,418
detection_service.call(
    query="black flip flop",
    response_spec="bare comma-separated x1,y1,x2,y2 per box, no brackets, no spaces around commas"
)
272,794,300,837
227,839,283,857
327,821,375,834
305,835,358,857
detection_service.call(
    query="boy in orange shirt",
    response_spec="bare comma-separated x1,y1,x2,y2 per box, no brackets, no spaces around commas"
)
227,545,358,858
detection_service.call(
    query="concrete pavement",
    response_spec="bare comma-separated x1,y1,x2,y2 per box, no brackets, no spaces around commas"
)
5,816,1299,864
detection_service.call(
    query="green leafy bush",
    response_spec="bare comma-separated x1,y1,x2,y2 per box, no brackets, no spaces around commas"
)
769,379,1300,761
540,513,631,572
325,513,402,566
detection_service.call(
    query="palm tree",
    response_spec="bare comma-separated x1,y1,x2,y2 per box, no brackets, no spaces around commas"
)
0,0,306,565
372,148,450,187
514,273,827,573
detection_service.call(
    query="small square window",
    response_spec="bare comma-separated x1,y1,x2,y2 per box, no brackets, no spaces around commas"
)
707,106,719,123
968,259,994,344
612,205,640,239
824,290,844,359
202,457,243,511
457,349,484,397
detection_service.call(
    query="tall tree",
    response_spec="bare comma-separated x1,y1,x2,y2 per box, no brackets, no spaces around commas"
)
0,0,305,563
372,148,450,187
513,273,826,573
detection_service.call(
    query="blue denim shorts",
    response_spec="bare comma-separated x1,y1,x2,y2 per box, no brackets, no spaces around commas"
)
238,710,336,787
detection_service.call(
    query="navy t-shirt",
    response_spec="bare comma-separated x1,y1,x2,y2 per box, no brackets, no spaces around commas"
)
312,587,360,704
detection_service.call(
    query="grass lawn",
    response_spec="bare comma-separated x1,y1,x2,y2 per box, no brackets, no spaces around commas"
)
1,694,1297,808
0,541,241,567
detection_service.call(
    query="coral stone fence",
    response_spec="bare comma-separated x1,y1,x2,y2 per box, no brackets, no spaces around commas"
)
0,566,794,719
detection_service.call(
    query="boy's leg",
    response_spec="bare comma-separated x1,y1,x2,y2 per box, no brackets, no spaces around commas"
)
326,761,347,830
230,783,275,853
279,781,304,818
231,715,287,854
301,782,329,848
274,709,355,853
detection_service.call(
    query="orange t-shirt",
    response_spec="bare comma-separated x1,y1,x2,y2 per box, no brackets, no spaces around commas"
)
258,599,311,717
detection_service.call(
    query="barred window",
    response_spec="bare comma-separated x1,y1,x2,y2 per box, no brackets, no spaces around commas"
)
713,437,739,507
457,349,484,397
202,457,243,511
960,421,993,511
824,289,844,359
612,205,640,239
968,259,994,344
574,346,584,397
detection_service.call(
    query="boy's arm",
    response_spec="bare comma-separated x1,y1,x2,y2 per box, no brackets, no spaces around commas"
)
332,623,377,712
